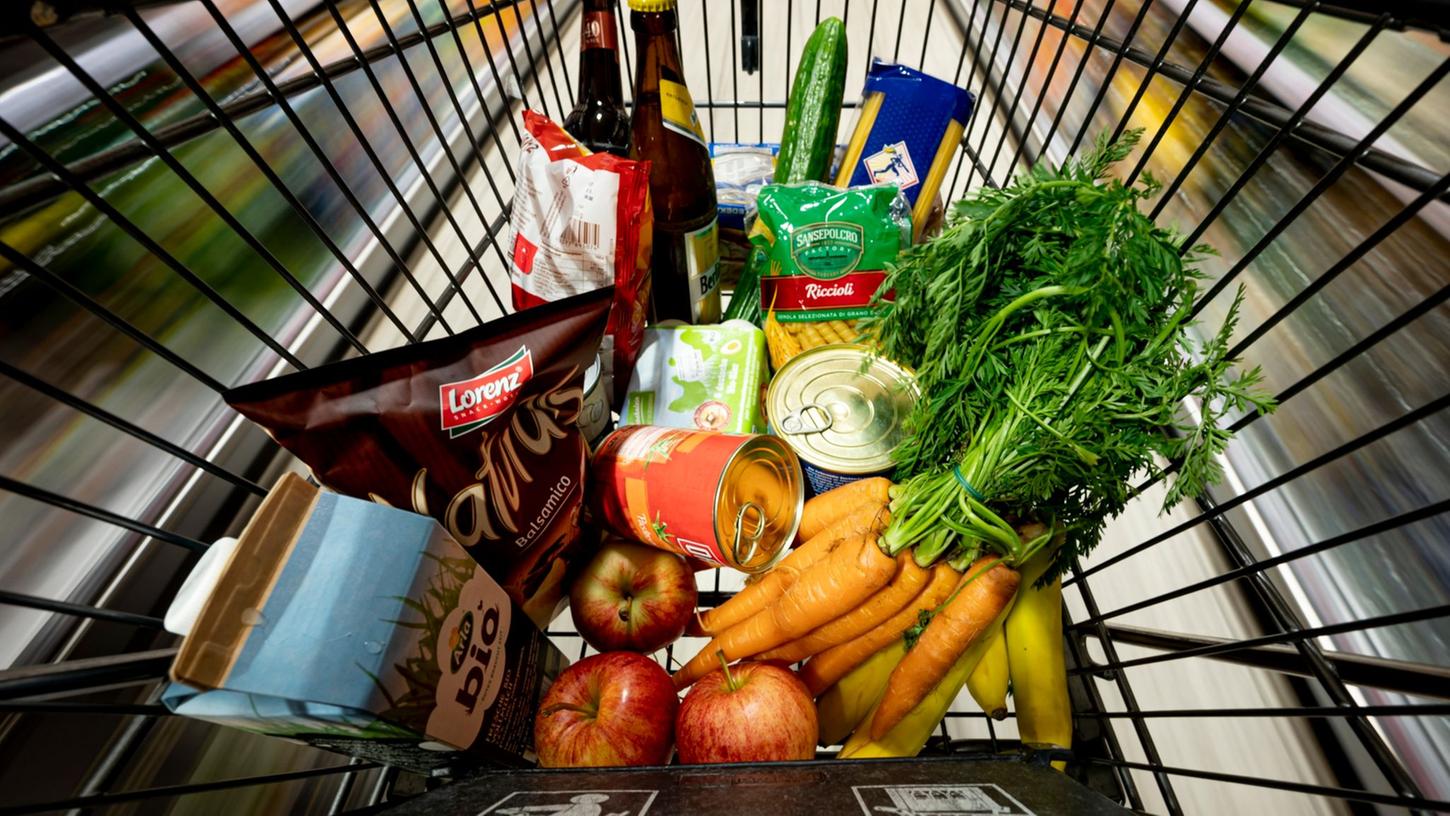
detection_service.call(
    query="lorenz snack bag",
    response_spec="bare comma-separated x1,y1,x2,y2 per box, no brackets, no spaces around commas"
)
225,288,612,627
509,110,652,402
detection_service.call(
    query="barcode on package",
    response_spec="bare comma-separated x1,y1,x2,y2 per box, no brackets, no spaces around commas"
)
562,219,603,248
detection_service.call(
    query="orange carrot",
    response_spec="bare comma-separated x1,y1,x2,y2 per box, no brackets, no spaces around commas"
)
798,477,892,543
758,552,929,664
869,557,1020,739
692,501,890,636
799,563,959,696
672,533,897,689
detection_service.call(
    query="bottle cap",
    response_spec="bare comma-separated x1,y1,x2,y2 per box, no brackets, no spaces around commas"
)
627,0,676,11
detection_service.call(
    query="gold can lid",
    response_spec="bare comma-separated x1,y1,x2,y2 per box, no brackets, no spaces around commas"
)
714,435,803,573
766,344,919,475
628,0,676,11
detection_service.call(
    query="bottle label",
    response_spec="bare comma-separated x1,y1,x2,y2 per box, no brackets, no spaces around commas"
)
685,218,721,322
659,78,707,147
581,10,617,50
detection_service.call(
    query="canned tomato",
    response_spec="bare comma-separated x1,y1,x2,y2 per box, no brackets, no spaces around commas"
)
766,344,919,495
591,426,803,572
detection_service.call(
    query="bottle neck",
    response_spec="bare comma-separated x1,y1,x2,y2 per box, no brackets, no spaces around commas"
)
576,0,624,105
631,9,683,86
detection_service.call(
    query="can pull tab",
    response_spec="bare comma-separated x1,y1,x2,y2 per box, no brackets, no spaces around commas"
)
732,501,767,565
779,404,833,435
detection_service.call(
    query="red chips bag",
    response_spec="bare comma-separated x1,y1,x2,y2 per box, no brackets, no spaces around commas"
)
225,289,612,627
508,110,652,402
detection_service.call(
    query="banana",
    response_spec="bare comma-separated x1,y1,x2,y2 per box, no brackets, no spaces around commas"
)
1004,551,1072,770
816,640,904,746
965,621,1009,720
838,602,1015,759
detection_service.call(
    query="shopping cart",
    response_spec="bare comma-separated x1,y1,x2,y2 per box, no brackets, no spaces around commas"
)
0,0,1445,813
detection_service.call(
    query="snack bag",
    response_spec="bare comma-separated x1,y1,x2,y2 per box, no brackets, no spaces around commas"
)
509,110,652,402
750,182,910,368
225,289,612,627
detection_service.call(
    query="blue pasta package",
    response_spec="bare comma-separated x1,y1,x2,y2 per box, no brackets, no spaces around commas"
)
834,60,974,238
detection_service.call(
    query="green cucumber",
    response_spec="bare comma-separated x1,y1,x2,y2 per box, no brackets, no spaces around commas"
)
727,18,847,326
775,17,849,184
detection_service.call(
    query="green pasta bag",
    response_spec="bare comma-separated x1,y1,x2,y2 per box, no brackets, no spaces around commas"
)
751,182,910,367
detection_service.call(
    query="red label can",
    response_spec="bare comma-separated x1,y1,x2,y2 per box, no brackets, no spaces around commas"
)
591,426,803,572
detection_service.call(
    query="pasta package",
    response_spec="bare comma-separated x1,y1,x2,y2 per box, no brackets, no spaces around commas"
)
750,182,910,368
834,60,974,239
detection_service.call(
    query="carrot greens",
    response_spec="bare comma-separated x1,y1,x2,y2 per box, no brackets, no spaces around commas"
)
862,130,1275,578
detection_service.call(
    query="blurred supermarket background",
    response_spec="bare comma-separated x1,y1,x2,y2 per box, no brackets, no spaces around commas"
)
0,0,1445,812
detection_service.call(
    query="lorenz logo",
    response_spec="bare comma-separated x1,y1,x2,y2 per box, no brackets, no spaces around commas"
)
439,346,534,438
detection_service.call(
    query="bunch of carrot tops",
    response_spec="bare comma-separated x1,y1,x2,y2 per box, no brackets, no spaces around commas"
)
865,129,1274,580
676,131,1272,753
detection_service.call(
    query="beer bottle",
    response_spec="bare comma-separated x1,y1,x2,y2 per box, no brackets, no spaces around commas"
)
627,0,721,324
563,0,630,155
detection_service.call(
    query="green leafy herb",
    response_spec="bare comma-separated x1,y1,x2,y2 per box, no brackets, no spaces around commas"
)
860,130,1274,579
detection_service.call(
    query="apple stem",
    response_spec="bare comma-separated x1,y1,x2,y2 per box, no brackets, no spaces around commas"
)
716,651,739,692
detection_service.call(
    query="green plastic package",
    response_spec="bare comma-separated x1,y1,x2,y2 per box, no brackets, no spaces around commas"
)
751,182,910,322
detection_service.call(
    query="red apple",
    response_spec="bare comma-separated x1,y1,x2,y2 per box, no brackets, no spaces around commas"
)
569,538,697,653
534,652,678,768
676,660,818,763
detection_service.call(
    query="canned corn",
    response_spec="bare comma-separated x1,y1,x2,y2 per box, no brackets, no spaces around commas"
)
766,344,918,495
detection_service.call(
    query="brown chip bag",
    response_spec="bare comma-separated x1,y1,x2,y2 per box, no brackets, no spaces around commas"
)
225,288,612,627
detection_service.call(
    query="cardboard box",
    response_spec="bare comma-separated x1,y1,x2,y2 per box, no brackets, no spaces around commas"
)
164,474,568,774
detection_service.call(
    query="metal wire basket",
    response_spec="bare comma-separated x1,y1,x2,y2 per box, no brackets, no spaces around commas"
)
0,0,1445,813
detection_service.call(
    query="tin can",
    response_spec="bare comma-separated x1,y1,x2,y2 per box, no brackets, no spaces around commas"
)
591,426,803,572
580,353,611,444
766,344,919,495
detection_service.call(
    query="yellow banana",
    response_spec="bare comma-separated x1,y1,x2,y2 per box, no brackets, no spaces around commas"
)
965,621,1009,720
838,602,1014,759
816,640,904,746
1004,551,1072,770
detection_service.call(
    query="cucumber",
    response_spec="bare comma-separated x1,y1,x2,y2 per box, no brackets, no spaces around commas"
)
728,18,847,325
775,17,849,184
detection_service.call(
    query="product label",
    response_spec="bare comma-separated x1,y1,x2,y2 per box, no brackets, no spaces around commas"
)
659,78,707,147
426,566,513,750
581,10,618,50
685,218,721,322
752,184,907,322
791,222,864,279
760,270,891,321
864,140,920,189
439,347,535,438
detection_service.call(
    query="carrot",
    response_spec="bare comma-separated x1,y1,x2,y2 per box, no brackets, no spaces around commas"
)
869,557,1020,739
672,532,897,689
691,501,889,637
798,477,892,543
758,552,929,664
799,563,959,696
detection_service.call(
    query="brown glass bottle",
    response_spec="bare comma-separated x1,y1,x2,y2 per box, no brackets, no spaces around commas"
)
563,0,630,155
628,0,721,324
